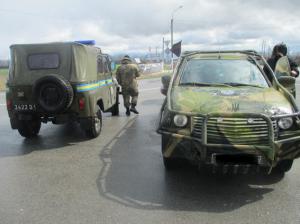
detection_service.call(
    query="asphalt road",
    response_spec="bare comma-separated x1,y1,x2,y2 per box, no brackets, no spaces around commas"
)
1,79,300,224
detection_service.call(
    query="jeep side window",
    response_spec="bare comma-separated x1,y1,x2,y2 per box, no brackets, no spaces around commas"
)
102,57,110,73
97,56,104,74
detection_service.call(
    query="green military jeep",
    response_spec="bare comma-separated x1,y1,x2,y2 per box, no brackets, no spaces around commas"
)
157,50,300,174
6,41,119,138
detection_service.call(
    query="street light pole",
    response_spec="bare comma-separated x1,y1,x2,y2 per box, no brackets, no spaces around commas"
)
171,18,174,71
171,5,183,72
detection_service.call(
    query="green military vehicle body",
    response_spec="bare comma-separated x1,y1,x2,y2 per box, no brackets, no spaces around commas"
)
157,50,300,174
6,41,119,138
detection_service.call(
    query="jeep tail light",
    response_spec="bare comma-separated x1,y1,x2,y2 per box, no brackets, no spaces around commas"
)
79,98,85,110
7,99,12,111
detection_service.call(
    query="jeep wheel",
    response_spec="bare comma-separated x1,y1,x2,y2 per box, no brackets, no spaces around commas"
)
274,159,293,173
162,134,179,170
33,75,74,113
17,119,41,138
111,92,119,116
86,110,102,138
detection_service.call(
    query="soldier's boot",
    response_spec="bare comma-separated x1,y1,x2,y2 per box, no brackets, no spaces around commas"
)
126,107,131,116
130,106,139,114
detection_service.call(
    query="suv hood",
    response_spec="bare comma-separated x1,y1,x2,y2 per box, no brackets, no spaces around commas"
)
170,86,293,116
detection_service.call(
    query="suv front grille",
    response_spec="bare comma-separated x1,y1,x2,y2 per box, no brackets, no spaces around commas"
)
192,116,277,145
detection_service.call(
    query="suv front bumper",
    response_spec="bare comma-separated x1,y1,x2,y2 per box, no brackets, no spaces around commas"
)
157,112,300,168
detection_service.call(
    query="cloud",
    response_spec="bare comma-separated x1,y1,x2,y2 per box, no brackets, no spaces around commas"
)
0,0,299,58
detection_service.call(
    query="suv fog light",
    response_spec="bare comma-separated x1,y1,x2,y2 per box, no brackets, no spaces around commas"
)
174,114,188,127
278,117,293,130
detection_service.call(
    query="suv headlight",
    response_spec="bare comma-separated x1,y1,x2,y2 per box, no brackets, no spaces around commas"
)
278,117,293,130
174,114,188,127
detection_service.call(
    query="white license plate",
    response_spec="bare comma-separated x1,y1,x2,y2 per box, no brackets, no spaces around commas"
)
14,104,36,111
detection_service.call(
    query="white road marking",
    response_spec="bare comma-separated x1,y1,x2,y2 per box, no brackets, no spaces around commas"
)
117,129,127,138
98,116,139,207
106,139,118,150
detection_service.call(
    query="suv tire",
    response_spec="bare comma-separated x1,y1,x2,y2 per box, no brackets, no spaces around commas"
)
33,75,74,113
274,159,293,173
17,118,41,138
162,134,179,170
86,109,102,138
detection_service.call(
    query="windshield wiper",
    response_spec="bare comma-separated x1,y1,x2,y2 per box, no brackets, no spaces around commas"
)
180,82,231,87
222,82,264,88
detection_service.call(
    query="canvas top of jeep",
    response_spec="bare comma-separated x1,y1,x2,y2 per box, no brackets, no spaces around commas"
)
8,41,102,85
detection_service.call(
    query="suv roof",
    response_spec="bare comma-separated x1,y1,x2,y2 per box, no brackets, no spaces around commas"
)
182,50,260,57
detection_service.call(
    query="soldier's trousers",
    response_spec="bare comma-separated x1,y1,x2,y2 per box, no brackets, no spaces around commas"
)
122,89,139,108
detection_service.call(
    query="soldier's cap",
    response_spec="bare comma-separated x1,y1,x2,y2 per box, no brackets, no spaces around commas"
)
122,55,131,62
274,43,288,56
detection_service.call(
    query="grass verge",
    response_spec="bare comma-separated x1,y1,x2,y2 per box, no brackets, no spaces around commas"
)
0,68,8,91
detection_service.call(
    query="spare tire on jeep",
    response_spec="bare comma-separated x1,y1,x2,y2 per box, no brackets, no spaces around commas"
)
33,75,74,113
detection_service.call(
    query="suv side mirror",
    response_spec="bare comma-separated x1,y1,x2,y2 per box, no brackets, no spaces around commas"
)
161,75,171,95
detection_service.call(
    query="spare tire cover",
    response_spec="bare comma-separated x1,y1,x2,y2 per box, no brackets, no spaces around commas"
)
33,75,74,113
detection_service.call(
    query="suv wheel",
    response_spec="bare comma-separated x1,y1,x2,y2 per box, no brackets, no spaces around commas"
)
111,92,119,116
86,109,102,138
17,118,41,138
274,159,293,173
162,134,179,170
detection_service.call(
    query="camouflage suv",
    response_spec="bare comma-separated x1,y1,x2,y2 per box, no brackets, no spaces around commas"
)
157,50,300,174
6,41,119,138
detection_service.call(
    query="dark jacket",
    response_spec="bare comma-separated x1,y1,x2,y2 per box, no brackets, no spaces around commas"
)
263,56,299,82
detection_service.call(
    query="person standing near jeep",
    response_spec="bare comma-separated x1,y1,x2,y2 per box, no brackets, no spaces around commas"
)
263,43,299,82
116,55,140,116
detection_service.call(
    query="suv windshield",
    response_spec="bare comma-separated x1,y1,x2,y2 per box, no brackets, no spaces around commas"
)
179,58,269,88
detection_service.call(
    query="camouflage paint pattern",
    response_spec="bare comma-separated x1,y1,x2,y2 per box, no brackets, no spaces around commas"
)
116,61,140,93
116,59,140,108
170,86,293,115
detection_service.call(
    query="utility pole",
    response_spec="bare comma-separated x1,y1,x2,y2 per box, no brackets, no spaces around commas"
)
162,37,165,68
171,18,174,71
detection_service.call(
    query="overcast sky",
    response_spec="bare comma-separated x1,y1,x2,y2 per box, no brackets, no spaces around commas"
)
0,0,299,58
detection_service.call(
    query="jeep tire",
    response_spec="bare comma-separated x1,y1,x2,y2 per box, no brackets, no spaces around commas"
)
85,109,102,138
17,118,41,138
33,75,74,113
111,92,119,116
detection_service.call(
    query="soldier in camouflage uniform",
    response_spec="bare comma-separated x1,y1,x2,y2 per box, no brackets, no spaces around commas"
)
116,55,141,116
